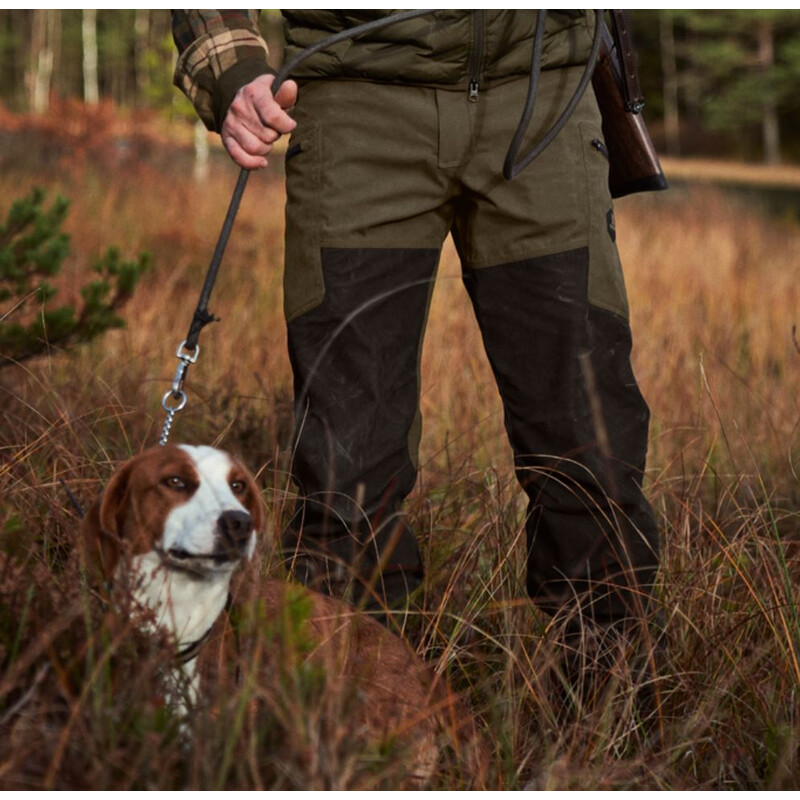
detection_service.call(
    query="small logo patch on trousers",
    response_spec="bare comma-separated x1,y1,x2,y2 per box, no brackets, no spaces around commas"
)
606,208,616,242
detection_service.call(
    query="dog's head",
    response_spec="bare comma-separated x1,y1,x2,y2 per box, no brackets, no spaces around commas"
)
81,444,264,583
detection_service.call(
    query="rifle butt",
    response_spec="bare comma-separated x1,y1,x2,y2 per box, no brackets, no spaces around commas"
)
591,38,668,199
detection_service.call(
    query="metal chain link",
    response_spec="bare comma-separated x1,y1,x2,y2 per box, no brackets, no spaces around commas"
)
158,395,184,446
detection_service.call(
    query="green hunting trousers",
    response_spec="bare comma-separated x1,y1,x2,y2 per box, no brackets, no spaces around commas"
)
281,67,659,627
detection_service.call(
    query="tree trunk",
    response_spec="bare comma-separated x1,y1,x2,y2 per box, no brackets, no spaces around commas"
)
29,10,60,113
757,19,780,165
135,9,150,107
659,12,681,157
82,9,99,105
10,11,31,108
194,119,209,182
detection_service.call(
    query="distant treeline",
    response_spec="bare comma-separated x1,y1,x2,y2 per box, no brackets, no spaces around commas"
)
631,10,800,164
0,10,284,124
2,10,800,164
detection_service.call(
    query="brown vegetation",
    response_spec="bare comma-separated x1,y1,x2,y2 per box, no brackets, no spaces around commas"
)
1,109,799,788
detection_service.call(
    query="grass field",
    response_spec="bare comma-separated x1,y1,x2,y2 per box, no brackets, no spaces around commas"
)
1,107,799,789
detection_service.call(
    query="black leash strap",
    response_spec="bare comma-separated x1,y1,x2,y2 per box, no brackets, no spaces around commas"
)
184,168,251,353
180,8,436,356
159,167,252,445
160,9,613,443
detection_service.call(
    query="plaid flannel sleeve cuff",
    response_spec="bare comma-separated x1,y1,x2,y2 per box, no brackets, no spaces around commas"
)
173,13,272,132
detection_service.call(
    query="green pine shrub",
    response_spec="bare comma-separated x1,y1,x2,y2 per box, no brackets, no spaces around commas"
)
0,187,149,366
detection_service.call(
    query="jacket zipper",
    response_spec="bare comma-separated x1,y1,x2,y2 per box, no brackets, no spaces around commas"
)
468,10,485,102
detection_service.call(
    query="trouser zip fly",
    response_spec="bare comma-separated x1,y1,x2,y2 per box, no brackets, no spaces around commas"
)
468,10,484,102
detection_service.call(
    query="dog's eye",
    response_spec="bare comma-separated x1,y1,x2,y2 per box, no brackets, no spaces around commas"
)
163,475,188,491
230,480,245,495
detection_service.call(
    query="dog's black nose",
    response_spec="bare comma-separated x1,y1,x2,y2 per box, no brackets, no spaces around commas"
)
218,510,253,553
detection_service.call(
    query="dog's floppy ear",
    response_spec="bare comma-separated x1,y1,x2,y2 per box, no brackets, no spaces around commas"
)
80,459,134,581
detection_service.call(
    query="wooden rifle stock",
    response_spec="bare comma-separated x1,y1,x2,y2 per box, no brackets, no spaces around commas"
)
591,24,668,198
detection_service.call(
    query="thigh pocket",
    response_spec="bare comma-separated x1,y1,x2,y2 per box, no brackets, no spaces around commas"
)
284,122,325,322
580,122,629,320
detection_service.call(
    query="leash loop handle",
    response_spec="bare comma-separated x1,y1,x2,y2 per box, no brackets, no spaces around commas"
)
503,9,605,180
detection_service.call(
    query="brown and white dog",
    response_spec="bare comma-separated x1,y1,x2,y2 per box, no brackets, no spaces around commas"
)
80,445,261,682
80,444,488,786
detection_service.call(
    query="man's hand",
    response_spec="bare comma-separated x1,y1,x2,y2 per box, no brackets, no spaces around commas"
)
221,74,298,170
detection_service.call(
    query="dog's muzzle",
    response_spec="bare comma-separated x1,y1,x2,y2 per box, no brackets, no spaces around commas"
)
161,510,253,573
216,509,253,559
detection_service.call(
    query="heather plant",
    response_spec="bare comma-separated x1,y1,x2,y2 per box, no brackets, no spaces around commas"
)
1,112,799,789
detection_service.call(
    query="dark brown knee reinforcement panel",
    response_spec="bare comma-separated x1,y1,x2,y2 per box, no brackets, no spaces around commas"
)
282,247,439,608
462,247,658,625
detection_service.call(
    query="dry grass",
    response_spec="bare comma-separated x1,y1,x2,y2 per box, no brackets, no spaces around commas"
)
1,110,799,789
660,156,800,189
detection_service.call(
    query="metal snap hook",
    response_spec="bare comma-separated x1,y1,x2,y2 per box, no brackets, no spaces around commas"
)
176,340,200,363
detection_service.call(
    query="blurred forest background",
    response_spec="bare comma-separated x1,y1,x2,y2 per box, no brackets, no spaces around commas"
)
2,9,800,163
2,10,800,790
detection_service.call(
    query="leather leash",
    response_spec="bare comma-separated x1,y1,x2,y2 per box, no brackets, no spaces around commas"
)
159,10,637,445
159,9,434,446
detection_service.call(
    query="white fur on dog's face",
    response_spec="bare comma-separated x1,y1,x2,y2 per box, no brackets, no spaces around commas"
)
160,445,257,566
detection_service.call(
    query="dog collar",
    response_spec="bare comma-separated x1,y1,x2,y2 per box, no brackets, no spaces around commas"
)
175,592,232,664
